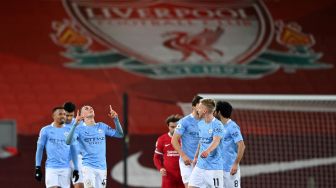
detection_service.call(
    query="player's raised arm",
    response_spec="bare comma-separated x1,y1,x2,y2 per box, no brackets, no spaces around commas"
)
66,110,82,145
108,105,124,138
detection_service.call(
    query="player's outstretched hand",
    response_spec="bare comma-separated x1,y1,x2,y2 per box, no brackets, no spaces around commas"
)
74,110,83,125
108,105,118,119
34,166,42,182
73,170,79,182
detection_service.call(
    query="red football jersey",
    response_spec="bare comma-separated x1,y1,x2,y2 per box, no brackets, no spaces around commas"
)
153,133,180,175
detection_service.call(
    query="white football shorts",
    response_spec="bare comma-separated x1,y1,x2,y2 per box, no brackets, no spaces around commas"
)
82,166,107,188
179,158,194,184
189,166,223,188
45,167,71,188
223,169,241,188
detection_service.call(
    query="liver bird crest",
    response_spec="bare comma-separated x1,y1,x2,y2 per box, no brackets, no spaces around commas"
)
162,27,224,62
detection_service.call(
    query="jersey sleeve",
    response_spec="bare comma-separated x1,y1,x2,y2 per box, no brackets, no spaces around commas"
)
174,118,185,135
36,127,47,166
37,127,48,146
213,121,224,138
229,124,243,143
153,137,164,170
66,123,79,145
154,137,164,155
101,122,117,137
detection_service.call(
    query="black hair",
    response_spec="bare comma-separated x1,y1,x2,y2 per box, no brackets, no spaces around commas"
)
52,106,64,113
191,95,203,107
165,114,182,125
215,101,233,118
63,101,76,113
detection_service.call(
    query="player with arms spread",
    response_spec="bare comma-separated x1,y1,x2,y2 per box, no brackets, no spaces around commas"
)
66,105,124,188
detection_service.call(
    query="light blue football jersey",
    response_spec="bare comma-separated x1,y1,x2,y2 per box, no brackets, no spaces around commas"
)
221,119,243,172
75,122,118,170
37,124,73,168
196,118,224,170
174,114,200,159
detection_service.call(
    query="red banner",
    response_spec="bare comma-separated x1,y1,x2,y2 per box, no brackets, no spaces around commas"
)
0,0,335,135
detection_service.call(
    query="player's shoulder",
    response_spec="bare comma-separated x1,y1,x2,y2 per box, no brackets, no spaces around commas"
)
182,114,194,120
158,133,171,143
176,115,187,128
180,114,195,124
96,122,109,127
178,115,187,123
228,120,240,129
157,133,166,141
213,118,223,126
40,124,53,132
161,132,171,139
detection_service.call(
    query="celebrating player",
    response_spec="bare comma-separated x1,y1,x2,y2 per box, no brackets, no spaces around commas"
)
35,106,79,188
214,101,245,188
188,99,224,188
153,114,184,188
66,105,124,188
171,95,203,187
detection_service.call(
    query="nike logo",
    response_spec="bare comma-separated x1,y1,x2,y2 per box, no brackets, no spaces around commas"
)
0,147,18,159
164,144,170,147
0,150,13,159
111,152,161,187
111,151,336,187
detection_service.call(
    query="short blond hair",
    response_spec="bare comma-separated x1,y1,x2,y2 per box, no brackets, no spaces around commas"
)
200,98,216,113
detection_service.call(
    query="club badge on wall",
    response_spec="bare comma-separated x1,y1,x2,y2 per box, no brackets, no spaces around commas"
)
50,0,331,79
